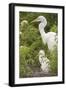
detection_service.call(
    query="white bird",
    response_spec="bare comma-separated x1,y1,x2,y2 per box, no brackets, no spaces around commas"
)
21,20,28,27
20,20,28,35
32,16,57,51
39,50,50,73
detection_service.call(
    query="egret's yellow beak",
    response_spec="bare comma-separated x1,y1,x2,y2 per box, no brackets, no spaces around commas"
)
31,18,39,23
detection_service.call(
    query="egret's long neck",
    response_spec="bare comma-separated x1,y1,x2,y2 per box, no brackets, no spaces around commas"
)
39,22,46,44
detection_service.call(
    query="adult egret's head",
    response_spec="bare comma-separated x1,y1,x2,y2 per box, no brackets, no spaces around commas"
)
39,50,45,57
31,16,47,27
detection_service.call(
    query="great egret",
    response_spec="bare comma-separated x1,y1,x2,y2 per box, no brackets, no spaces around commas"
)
39,50,50,73
32,16,57,51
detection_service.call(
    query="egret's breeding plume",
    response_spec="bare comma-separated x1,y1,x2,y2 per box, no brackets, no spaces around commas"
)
32,16,58,51
39,50,50,73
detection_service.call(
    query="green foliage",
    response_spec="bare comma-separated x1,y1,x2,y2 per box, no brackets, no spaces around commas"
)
19,12,58,78
19,46,33,77
47,48,58,75
50,24,57,32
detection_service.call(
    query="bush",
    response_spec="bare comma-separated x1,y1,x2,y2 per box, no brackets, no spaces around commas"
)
19,46,33,77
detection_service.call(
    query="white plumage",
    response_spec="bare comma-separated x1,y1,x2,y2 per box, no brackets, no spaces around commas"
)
32,16,57,51
39,50,50,73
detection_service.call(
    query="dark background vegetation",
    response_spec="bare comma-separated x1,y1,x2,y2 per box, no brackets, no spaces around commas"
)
19,12,58,78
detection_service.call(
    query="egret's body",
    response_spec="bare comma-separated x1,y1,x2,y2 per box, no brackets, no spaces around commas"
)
32,16,57,51
39,50,50,73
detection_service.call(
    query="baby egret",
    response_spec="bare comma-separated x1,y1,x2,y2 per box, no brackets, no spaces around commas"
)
21,20,28,27
20,20,28,35
39,50,50,73
32,16,57,51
